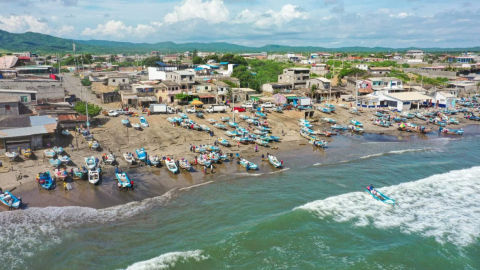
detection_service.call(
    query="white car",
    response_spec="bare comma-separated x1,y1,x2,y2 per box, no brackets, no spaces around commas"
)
241,102,254,108
108,110,119,117
260,102,275,108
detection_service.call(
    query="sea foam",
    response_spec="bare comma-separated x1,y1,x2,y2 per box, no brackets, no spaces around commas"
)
125,250,208,270
295,166,480,247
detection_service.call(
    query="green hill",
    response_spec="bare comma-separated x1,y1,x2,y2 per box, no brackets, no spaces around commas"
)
0,30,478,54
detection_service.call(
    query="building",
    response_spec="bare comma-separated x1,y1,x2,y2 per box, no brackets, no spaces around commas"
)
160,81,181,103
57,114,88,130
132,84,157,107
0,76,63,103
368,77,405,94
381,92,432,111
433,91,456,108
101,92,121,104
447,56,475,63
166,70,195,91
368,67,391,75
261,83,291,93
151,51,160,56
107,75,130,87
306,78,331,91
277,68,310,89
0,115,57,152
311,64,328,76
0,97,20,115
355,64,368,70
0,89,38,107
163,55,178,62
405,50,424,59
15,65,55,75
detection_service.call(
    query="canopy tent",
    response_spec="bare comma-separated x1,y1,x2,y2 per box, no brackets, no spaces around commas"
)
190,100,204,105
251,96,261,101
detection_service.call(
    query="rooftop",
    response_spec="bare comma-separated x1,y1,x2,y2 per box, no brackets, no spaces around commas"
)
0,97,20,103
368,77,402,82
173,70,195,76
385,92,431,101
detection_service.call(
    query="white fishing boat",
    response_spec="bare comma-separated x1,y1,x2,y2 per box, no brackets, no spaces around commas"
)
165,157,178,174
85,156,96,170
5,152,18,160
88,168,101,184
91,141,100,150
54,168,69,180
179,158,192,171
132,123,141,130
58,155,71,164
149,155,160,166
123,152,134,164
105,154,115,165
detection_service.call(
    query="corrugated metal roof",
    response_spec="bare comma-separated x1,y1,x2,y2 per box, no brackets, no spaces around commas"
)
0,115,31,129
44,123,57,133
29,115,57,126
0,125,48,138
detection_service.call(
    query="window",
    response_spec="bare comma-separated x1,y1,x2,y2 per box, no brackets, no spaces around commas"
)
5,105,10,111
122,79,125,82
112,79,116,83
21,96,28,102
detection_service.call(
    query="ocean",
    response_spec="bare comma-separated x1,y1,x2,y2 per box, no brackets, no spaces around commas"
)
2,126,480,270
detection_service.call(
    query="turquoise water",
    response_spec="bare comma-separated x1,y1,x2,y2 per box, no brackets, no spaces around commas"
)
2,128,480,269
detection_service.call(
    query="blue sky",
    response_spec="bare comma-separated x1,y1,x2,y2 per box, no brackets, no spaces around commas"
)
0,0,478,48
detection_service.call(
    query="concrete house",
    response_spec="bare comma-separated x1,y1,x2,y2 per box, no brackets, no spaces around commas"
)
107,75,130,87
405,50,424,59
0,98,20,115
262,83,291,93
166,70,195,91
368,67,391,75
277,68,310,89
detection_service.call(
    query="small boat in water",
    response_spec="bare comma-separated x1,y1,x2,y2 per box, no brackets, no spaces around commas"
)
268,155,282,168
179,158,192,170
5,152,19,160
439,127,464,135
88,168,101,184
366,186,395,205
52,146,64,154
121,118,130,126
58,155,70,164
61,130,71,136
139,116,149,127
135,148,147,162
36,172,54,190
115,172,132,188
239,158,258,170
347,125,364,133
123,152,134,164
331,124,348,130
0,191,21,209
309,139,328,148
149,155,160,166
49,158,61,167
85,156,96,169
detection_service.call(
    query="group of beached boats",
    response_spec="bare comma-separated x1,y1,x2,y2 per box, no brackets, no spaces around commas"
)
121,116,149,130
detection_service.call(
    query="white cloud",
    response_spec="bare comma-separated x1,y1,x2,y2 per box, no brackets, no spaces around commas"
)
0,15,52,34
390,12,410,18
58,25,74,35
81,20,160,39
164,0,229,24
151,21,163,27
235,4,308,28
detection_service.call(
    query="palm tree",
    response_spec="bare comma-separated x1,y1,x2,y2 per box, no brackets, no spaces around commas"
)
310,84,318,103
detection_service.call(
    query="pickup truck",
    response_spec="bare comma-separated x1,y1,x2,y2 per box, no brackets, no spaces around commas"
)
241,102,254,108
108,110,119,117
260,102,275,108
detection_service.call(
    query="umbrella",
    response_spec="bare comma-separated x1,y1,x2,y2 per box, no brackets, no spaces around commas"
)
190,100,204,105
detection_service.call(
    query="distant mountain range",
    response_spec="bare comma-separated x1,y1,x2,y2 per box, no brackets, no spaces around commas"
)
0,30,479,54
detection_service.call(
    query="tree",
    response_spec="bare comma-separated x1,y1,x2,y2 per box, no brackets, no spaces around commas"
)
174,93,189,100
310,84,318,100
193,56,205,65
401,63,410,68
74,102,102,118
81,77,91,86
142,56,161,67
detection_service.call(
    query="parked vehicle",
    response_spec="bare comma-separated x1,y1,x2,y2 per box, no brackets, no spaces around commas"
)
233,106,246,112
260,102,275,108
206,105,228,113
241,102,254,108
149,104,174,114
108,110,119,117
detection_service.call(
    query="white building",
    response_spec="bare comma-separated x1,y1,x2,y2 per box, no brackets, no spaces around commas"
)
356,64,368,70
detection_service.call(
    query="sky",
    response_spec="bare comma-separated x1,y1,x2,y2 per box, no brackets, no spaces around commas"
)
0,0,478,48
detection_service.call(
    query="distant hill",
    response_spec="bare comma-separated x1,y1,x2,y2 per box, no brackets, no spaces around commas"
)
0,30,479,54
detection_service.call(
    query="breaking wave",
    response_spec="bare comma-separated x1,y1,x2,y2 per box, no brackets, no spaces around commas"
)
360,148,429,159
125,250,209,270
295,166,480,247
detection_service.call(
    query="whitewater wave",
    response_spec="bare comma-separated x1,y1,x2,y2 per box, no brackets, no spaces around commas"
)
180,181,214,191
0,189,178,268
360,148,428,159
268,168,290,174
125,250,208,270
295,166,480,247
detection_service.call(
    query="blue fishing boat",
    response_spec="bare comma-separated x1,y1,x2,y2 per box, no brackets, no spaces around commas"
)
115,172,132,188
401,112,415,119
0,190,21,209
374,111,384,117
234,137,249,144
209,153,220,163
214,123,227,130
205,145,220,152
200,125,211,132
135,148,147,162
195,147,207,153
236,127,250,134
207,118,217,124
165,158,179,174
309,139,327,148
439,127,464,135
225,130,240,137
52,146,64,154
36,172,54,190
349,108,360,115
228,121,239,128
415,113,426,120
255,111,267,118
265,135,280,142
256,126,271,132
347,125,364,133
139,116,149,127
220,117,230,122
299,121,313,128
331,124,348,130
85,156,96,169
239,159,258,170
179,158,192,171
392,117,407,123
73,167,86,179
318,107,332,114
301,127,317,135
448,117,459,124
350,119,363,127
121,118,130,126
322,117,337,124
195,112,204,118
268,155,282,168
49,158,61,167
197,156,211,166
218,137,230,146
255,139,269,146
239,114,250,120
324,103,336,111
44,149,56,158
91,141,100,150
366,186,395,205
178,113,188,119
273,107,283,113
58,155,71,164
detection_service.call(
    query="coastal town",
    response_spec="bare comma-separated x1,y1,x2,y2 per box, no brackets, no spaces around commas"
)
0,49,479,210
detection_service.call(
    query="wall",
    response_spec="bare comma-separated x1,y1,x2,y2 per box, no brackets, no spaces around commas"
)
0,102,19,115
403,68,457,79
0,80,64,102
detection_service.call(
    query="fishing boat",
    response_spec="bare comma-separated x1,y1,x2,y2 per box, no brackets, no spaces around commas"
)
19,150,32,160
253,129,268,135
318,107,332,114
0,191,21,209
88,168,101,184
195,112,204,118
239,115,250,120
85,156,96,169
164,158,178,173
178,113,188,119
298,121,314,128
374,111,384,117
167,117,178,123
209,152,220,163
309,139,328,148
73,167,86,179
131,123,141,130
36,172,54,190
205,145,220,152
91,141,100,150
121,118,130,126
266,135,280,142
148,155,160,166
233,137,249,144
267,155,282,168
139,116,149,127
448,117,459,124
255,126,271,132
54,168,68,180
366,186,395,206
193,124,202,130
213,123,227,130
220,117,230,122
415,113,427,120
83,133,93,141
105,154,115,165
115,172,132,188
338,104,349,109
200,124,211,131
58,155,71,164
255,139,269,146
439,127,464,135
322,117,337,124
347,125,364,133
225,130,240,137
237,126,250,133
5,152,18,160
331,124,348,130
179,158,192,170
218,137,230,146
53,146,64,154
255,111,267,118
401,112,415,119
135,148,147,162
350,119,363,127
273,107,283,113
197,156,211,166
324,103,336,111
61,130,71,136
372,119,391,127
207,118,217,124
228,121,239,128
349,109,360,115
49,158,61,167
392,117,407,123
123,152,135,164
239,159,258,170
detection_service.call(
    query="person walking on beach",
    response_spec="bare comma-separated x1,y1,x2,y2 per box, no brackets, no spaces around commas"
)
203,165,207,175
71,144,74,152
115,166,119,174
210,164,214,174
255,144,258,152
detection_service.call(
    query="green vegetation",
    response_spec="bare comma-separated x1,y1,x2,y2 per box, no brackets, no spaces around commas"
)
389,69,410,82
414,75,449,86
231,60,294,92
221,80,237,88
74,102,102,118
337,68,367,79
142,56,161,67
369,60,399,68
60,68,70,73
81,77,91,86
401,63,410,68
174,93,189,100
